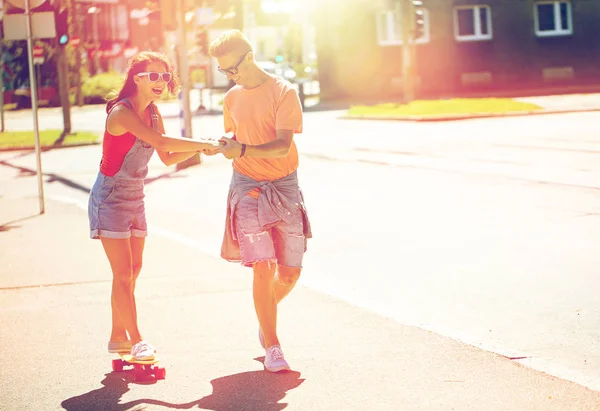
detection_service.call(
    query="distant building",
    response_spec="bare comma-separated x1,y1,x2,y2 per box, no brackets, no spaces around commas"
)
314,0,600,100
73,0,163,73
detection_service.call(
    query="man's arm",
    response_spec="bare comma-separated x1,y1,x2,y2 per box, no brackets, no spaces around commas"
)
218,129,294,159
218,86,301,159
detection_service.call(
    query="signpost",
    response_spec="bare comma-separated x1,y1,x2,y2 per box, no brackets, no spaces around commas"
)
175,0,200,169
12,0,46,214
0,41,4,133
26,0,46,214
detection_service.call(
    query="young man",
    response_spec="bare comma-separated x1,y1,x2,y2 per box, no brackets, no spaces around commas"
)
209,30,312,372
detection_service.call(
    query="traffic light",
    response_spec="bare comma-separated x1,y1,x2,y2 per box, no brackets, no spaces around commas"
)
413,1,425,40
196,29,208,55
55,8,69,46
414,9,425,39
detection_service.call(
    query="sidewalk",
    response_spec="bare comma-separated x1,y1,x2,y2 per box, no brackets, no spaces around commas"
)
1,196,599,411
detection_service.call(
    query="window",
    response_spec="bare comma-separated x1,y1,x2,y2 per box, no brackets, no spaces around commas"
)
453,5,492,41
376,9,430,46
534,1,572,37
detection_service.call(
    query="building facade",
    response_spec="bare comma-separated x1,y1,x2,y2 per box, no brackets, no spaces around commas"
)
73,0,164,73
314,0,600,100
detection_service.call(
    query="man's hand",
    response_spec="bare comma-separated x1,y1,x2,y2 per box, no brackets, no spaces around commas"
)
218,136,243,159
197,137,224,156
200,147,220,156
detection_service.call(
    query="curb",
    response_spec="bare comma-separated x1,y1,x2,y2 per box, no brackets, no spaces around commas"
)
340,107,600,122
0,141,100,153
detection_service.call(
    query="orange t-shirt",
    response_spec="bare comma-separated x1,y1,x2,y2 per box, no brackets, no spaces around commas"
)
223,76,303,196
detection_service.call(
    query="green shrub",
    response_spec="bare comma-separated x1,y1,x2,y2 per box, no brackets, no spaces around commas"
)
82,72,124,105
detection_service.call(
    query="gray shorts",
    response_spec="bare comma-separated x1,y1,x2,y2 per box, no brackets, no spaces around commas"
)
235,194,306,268
88,173,147,239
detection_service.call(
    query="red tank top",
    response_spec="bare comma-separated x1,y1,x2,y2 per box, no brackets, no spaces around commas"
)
99,101,148,177
99,130,136,176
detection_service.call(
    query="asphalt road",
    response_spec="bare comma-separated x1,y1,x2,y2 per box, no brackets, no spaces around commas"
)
2,105,600,395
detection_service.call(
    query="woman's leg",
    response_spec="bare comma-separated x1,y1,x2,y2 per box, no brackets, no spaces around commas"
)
129,236,145,334
101,237,143,344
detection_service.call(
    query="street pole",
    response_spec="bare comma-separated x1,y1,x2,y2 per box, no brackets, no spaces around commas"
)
176,0,201,169
56,0,71,140
398,0,414,103
25,0,45,214
0,45,4,133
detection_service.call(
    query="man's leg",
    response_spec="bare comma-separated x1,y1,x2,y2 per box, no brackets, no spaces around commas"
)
272,203,305,304
253,260,279,348
274,265,301,303
234,195,280,346
254,259,291,372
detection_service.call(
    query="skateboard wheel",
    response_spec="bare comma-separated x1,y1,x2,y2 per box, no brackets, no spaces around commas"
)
112,359,124,372
155,367,166,380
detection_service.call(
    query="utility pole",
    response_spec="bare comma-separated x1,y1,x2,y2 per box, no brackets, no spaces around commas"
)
0,39,4,133
397,0,415,103
175,0,201,169
25,0,45,214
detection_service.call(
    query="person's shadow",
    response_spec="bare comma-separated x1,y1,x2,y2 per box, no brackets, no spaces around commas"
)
61,372,131,411
62,357,305,411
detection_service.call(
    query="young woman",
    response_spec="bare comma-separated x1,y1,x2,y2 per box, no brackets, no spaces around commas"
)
88,51,218,360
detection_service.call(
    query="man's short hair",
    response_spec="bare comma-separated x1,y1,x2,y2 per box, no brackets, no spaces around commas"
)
208,30,254,58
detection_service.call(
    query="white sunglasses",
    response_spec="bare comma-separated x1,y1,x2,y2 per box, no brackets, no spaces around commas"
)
137,71,173,83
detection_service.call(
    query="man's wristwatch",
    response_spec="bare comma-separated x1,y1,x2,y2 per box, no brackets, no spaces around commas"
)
240,143,247,157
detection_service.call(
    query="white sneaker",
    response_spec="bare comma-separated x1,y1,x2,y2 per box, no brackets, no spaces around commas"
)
131,340,155,361
264,345,290,373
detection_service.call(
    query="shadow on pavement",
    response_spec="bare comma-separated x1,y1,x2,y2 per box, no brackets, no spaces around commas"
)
0,157,189,196
0,160,90,193
61,365,304,411
61,373,131,411
0,214,40,233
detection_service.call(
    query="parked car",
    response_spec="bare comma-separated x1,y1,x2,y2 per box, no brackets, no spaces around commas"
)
256,61,296,81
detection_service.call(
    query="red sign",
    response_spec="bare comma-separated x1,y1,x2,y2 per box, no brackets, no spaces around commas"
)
33,45,44,65
70,37,81,47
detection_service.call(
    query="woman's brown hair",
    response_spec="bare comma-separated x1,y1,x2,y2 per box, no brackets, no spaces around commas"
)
106,51,179,113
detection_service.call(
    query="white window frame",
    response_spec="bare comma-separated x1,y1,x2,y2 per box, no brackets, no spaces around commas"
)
534,1,573,37
453,5,493,42
376,9,431,46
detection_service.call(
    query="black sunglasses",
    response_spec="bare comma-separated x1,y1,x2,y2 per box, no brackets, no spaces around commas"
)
217,51,250,76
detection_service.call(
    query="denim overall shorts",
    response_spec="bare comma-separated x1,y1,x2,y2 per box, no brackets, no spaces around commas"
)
88,99,158,239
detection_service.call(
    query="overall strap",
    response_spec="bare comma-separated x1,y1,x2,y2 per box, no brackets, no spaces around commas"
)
120,98,134,109
106,98,133,115
149,103,160,131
